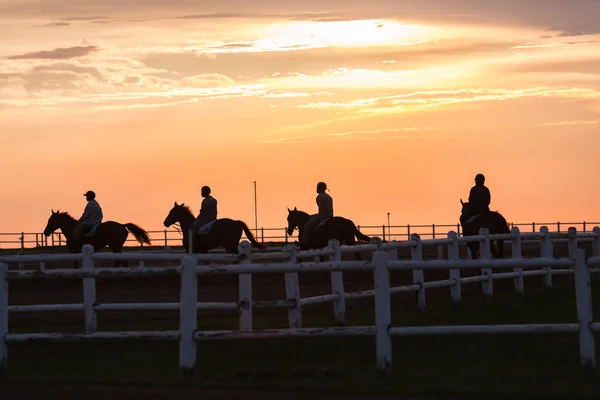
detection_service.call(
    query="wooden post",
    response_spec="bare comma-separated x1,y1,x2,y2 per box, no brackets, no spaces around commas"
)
284,244,302,328
238,241,252,331
479,228,493,297
540,226,553,287
179,254,198,374
512,227,524,294
411,234,425,310
447,231,461,303
328,239,346,326
82,244,97,334
0,261,8,373
373,249,391,373
574,248,596,370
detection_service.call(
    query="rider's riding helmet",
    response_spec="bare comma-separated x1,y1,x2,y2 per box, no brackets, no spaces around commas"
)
316,182,327,193
201,186,211,196
475,174,485,184
84,190,96,200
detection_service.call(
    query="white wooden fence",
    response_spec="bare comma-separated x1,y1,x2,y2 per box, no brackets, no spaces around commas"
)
1,226,599,374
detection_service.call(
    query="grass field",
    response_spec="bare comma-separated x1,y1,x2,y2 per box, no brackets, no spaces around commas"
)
1,240,600,398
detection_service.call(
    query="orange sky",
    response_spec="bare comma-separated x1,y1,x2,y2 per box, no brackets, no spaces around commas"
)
1,0,599,238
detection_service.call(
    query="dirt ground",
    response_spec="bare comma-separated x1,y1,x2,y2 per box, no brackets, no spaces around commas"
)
0,383,446,400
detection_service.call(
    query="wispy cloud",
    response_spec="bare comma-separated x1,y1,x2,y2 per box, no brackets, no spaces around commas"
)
327,126,435,138
5,46,99,60
297,87,600,114
540,119,600,126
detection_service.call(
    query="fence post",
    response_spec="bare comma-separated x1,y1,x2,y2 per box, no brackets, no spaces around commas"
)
179,254,198,374
574,248,596,371
568,227,578,261
373,249,391,373
479,228,493,297
238,241,253,331
386,241,398,262
0,260,8,373
82,244,97,334
447,231,461,303
511,227,524,294
410,234,425,311
284,244,302,328
540,226,553,287
328,239,346,326
594,227,600,257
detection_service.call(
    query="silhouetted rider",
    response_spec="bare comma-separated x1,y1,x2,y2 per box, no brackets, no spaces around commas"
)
468,174,491,216
301,181,333,244
74,190,103,239
191,186,218,232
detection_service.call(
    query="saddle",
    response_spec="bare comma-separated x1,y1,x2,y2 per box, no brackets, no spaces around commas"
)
466,213,482,224
197,219,217,235
315,217,331,232
83,223,100,237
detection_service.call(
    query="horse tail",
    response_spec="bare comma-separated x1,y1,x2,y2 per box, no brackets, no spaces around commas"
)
124,223,152,245
353,223,371,242
240,221,266,249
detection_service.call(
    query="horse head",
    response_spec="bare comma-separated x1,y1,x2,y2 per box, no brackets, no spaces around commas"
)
44,209,62,236
286,206,300,236
164,201,188,227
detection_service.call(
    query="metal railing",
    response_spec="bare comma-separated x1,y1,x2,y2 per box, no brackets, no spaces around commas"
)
1,220,598,250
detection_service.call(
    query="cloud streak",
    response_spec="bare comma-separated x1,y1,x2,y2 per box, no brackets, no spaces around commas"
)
297,87,600,114
6,46,100,60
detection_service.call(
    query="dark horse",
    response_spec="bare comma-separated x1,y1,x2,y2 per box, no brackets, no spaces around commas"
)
163,202,264,254
43,209,152,267
459,199,510,259
286,207,372,275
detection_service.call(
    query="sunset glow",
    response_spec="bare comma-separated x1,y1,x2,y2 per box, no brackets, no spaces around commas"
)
1,0,599,238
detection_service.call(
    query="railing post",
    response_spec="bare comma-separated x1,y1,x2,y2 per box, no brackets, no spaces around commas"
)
284,244,302,328
479,228,493,297
179,254,198,374
410,233,425,310
447,231,461,303
164,229,168,247
568,227,578,261
386,240,398,262
328,239,346,326
540,226,553,287
238,241,252,331
82,244,97,334
0,260,8,373
382,225,386,241
594,227,600,283
511,227,524,294
574,248,596,371
373,249,391,373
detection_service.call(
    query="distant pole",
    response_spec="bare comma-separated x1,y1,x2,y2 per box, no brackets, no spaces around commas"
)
387,213,391,241
254,181,258,235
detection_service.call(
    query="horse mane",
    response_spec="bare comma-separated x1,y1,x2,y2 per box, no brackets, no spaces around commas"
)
54,211,77,222
289,209,311,219
176,203,195,218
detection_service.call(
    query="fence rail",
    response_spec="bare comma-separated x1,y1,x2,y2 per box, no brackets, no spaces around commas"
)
1,225,599,374
2,220,599,250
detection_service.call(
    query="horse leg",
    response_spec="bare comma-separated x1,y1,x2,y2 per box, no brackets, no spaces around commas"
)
108,244,127,268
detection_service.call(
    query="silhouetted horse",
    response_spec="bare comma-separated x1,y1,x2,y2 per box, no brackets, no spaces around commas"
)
286,207,372,279
459,199,510,259
163,202,264,254
43,210,152,267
